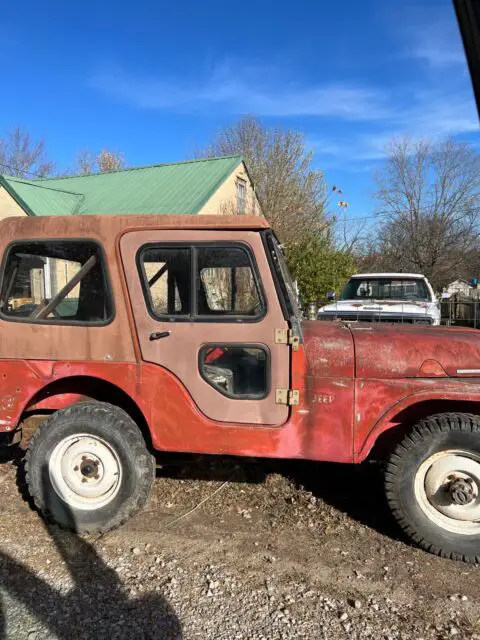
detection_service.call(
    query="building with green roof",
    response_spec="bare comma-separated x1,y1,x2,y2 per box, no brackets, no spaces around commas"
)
0,155,260,220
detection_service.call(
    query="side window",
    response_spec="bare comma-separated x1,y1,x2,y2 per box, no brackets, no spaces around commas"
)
199,345,269,399
140,247,191,318
197,247,262,317
0,241,112,324
138,244,264,321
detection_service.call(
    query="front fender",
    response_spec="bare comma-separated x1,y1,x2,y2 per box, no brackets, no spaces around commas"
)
355,379,480,462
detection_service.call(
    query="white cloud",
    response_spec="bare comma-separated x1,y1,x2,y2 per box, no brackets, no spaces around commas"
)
90,63,390,121
91,48,478,170
405,18,465,68
407,91,478,135
312,90,479,165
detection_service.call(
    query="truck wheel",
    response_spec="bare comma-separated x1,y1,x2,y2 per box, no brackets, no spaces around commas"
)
25,402,155,534
386,413,480,562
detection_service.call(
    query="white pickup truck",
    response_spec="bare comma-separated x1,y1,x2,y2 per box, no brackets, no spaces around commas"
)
318,272,440,325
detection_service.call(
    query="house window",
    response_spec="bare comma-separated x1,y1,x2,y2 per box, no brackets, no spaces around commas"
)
0,241,113,324
236,178,247,215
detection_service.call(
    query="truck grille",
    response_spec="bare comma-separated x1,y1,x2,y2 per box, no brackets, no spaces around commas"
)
318,311,433,325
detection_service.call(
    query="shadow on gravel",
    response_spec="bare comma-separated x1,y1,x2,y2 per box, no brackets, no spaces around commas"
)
289,459,402,540
156,453,402,542
0,465,182,640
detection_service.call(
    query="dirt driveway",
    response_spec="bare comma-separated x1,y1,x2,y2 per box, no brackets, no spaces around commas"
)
0,454,479,639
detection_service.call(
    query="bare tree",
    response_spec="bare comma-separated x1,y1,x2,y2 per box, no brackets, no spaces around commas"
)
373,137,480,289
333,214,367,254
0,127,54,178
71,148,125,175
74,149,95,176
198,116,327,243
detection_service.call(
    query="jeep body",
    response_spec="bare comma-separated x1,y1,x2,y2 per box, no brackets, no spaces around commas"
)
1,214,480,560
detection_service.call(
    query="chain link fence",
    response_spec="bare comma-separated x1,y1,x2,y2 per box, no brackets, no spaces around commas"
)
441,292,480,328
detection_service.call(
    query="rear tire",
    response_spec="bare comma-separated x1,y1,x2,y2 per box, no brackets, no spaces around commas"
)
385,412,480,562
25,401,155,534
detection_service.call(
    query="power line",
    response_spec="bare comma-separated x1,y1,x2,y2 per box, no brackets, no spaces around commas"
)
331,212,388,224
331,205,480,225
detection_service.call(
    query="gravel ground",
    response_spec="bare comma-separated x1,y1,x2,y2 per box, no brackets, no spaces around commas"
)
0,454,480,639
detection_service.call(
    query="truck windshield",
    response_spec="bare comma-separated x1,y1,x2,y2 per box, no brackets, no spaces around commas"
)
266,233,301,319
340,278,431,302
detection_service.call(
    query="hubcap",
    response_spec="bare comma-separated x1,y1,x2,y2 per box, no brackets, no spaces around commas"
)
48,434,122,510
414,450,480,534
449,478,475,506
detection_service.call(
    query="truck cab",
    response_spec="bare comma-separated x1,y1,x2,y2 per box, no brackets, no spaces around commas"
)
0,214,479,562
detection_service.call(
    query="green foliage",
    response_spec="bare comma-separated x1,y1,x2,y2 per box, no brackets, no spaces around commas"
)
285,235,355,304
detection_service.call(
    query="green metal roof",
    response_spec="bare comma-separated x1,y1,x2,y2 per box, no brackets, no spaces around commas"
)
0,156,244,216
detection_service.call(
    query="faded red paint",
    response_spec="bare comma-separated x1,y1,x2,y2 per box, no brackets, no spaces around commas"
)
0,215,480,465
352,323,480,379
0,356,354,462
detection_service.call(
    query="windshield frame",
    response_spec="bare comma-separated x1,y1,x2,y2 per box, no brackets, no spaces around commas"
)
340,277,432,302
262,230,301,321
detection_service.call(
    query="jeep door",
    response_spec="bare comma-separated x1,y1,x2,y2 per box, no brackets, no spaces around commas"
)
120,230,290,425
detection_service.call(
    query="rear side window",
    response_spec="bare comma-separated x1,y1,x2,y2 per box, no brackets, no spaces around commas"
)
0,241,113,324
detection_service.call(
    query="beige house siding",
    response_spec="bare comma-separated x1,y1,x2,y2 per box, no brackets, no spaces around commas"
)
199,163,260,216
0,187,27,220
10,258,83,311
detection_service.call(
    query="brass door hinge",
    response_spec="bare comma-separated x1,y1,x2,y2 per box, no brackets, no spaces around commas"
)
275,388,300,406
274,328,299,351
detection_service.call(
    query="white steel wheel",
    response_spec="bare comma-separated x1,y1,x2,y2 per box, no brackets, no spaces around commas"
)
48,433,122,511
386,413,480,562
26,402,155,534
414,449,480,535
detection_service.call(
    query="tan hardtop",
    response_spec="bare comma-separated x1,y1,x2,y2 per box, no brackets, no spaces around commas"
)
0,214,269,240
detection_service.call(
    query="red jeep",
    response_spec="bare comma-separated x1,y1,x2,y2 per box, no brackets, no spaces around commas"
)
0,214,479,562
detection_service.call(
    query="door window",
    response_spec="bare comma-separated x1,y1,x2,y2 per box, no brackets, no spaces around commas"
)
138,243,264,321
197,246,262,317
199,344,269,399
140,247,191,318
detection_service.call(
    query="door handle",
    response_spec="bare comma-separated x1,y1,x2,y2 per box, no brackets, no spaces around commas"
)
149,331,171,341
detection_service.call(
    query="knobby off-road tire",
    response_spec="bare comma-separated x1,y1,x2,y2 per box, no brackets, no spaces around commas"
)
386,412,480,562
25,402,155,534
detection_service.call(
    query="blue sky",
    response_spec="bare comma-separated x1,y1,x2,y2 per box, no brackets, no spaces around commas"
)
1,0,478,221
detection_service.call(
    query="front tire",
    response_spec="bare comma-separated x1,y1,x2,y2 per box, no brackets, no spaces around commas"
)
26,402,155,534
386,412,480,562
385,413,480,563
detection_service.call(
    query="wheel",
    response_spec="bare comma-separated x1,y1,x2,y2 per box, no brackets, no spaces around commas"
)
25,401,155,534
386,412,480,562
